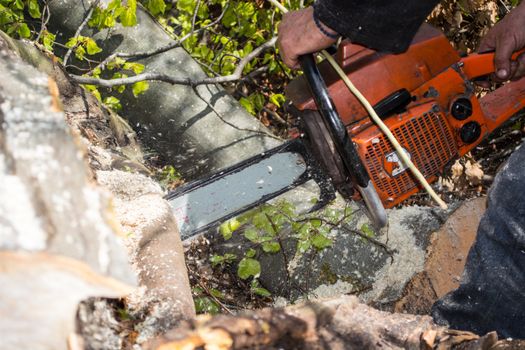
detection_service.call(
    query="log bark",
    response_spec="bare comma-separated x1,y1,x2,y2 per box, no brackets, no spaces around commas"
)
145,296,504,350
0,34,136,350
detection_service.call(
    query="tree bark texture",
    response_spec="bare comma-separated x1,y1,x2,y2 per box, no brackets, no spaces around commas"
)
145,296,508,350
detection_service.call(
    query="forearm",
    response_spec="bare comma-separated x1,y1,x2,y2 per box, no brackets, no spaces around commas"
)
313,0,440,53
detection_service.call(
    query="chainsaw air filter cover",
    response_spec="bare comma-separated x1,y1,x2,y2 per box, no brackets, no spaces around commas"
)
355,102,458,205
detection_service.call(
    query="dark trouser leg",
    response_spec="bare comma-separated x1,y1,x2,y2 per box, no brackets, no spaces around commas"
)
431,144,525,338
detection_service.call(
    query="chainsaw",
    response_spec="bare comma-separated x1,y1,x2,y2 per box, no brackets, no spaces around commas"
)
167,23,525,240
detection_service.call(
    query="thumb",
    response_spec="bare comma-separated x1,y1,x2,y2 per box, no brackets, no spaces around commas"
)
494,38,515,80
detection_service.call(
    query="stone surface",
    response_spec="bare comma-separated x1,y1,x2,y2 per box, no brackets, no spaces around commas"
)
212,191,455,305
47,0,281,180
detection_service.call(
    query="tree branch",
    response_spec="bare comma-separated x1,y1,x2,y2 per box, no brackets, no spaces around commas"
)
88,4,228,73
71,37,277,87
63,0,101,67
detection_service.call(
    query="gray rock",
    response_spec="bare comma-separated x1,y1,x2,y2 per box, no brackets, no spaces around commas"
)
213,193,455,306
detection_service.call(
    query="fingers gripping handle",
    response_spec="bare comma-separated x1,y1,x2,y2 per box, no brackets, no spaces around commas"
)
461,49,525,132
460,49,525,79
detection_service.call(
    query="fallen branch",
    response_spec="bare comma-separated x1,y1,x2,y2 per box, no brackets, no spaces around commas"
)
71,37,277,87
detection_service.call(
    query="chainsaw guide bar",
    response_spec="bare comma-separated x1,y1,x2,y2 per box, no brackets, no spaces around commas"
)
166,140,336,240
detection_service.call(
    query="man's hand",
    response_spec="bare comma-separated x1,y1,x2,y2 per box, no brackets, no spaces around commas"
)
278,6,338,69
479,2,525,82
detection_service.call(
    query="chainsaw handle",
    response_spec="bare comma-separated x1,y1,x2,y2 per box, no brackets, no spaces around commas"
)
299,54,387,228
299,54,369,187
460,49,525,79
460,49,525,133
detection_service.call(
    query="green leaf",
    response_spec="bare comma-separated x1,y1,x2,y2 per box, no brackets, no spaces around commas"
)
83,84,102,102
239,97,255,115
297,240,311,253
360,224,375,238
252,212,273,234
219,218,241,241
65,37,78,48
192,286,204,294
88,7,104,28
123,62,145,74
107,0,123,11
17,22,30,38
194,297,220,314
14,0,24,10
120,0,137,26
262,241,281,253
209,288,224,299
252,286,271,297
103,12,117,28
104,96,122,110
209,253,236,267
219,222,232,240
237,257,260,279
144,0,166,15
244,228,259,243
27,0,41,18
132,81,149,97
74,45,86,60
176,0,195,14
310,219,322,228
41,31,55,51
269,93,285,108
245,248,256,258
85,38,102,55
311,233,332,250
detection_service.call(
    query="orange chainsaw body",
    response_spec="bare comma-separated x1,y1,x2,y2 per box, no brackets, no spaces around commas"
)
286,24,525,207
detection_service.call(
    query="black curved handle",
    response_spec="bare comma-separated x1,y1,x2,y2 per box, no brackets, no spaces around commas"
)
299,54,387,227
299,54,369,187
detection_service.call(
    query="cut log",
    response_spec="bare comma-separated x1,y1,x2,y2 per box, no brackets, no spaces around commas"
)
145,296,498,350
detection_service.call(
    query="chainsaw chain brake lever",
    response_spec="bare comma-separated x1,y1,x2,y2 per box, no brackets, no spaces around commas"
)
299,54,388,228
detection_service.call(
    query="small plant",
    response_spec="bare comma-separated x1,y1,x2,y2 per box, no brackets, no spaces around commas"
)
193,286,221,314
216,199,356,298
155,165,183,190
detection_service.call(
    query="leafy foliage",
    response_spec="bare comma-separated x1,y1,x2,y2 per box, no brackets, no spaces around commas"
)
89,0,138,29
215,199,357,297
0,0,40,39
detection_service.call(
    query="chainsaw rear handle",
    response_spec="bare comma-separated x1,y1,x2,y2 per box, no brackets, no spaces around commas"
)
460,49,525,133
299,54,387,228
460,49,525,79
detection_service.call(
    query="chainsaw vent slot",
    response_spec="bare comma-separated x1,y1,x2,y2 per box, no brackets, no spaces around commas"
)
364,111,458,203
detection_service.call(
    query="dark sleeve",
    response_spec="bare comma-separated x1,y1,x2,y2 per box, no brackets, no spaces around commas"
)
313,0,440,53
